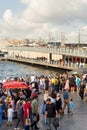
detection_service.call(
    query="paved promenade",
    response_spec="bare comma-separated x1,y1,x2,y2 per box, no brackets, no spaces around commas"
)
1,92,87,130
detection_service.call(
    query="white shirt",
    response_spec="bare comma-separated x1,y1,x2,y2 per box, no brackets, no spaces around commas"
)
31,75,35,82
8,108,13,118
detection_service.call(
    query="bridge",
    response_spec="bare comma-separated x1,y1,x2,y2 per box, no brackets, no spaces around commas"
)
7,46,87,57
7,46,87,70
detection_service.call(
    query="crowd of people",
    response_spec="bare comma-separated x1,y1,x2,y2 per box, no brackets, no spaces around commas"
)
0,72,87,130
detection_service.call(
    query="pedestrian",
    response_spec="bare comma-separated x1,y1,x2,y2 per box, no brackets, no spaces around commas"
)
56,93,63,116
76,75,81,93
23,98,31,119
45,77,49,91
23,98,31,130
69,75,76,92
69,98,74,114
31,95,39,130
41,101,47,124
65,78,69,90
79,82,85,100
52,77,59,92
0,100,3,127
7,104,14,126
63,89,70,113
14,98,24,130
46,98,58,130
84,84,87,101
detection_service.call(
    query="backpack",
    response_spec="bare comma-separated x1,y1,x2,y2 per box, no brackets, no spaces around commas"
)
76,78,81,85
63,91,69,99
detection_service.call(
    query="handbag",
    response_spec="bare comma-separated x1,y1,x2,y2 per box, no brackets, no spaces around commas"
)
25,118,31,125
33,113,40,121
33,115,38,121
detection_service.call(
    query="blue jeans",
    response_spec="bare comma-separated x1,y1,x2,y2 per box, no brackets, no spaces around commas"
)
25,125,30,130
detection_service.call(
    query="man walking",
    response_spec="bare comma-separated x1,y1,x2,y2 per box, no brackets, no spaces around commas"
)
46,98,58,130
14,98,24,130
31,95,39,130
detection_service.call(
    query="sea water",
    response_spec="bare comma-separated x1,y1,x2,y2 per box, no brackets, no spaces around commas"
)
0,61,64,80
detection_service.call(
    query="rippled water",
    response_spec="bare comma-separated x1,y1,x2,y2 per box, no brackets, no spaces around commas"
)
0,61,65,80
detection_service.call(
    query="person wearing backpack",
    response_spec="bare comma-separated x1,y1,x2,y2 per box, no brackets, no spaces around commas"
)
63,89,70,113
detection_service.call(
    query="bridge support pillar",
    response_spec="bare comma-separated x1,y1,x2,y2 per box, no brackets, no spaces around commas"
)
48,53,52,64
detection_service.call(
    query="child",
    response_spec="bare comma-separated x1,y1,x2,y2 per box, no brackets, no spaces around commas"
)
7,105,13,126
69,98,74,114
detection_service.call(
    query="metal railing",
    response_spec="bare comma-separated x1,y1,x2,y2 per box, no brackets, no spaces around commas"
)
7,46,87,58
7,56,80,70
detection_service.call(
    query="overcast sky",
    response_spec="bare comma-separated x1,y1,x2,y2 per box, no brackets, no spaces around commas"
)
0,0,87,43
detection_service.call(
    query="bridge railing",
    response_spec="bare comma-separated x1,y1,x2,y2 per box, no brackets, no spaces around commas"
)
7,56,80,70
7,46,87,57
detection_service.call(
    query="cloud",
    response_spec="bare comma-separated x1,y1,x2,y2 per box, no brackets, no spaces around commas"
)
3,9,13,22
20,0,30,5
0,0,87,42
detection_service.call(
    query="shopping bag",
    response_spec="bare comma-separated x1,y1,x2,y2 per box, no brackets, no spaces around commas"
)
33,113,40,121
25,118,31,125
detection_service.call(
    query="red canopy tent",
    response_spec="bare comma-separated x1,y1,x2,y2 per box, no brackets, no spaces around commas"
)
3,81,29,90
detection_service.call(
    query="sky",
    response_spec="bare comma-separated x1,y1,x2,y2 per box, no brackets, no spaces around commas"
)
0,0,87,43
